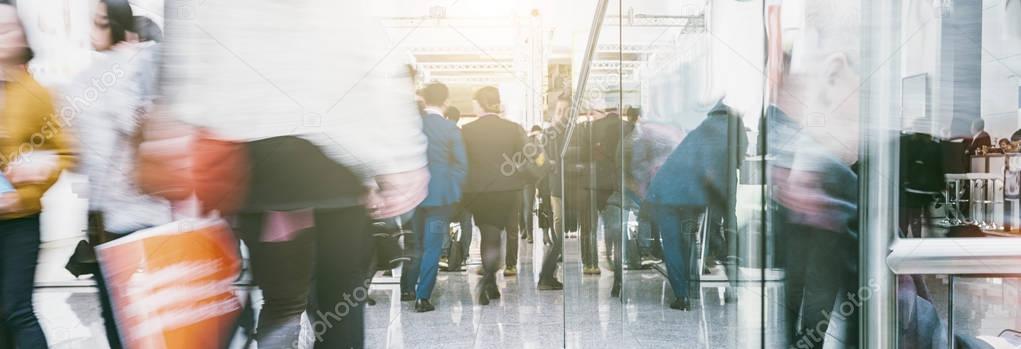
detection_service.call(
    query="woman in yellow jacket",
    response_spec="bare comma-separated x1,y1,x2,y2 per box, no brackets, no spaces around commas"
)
0,3,75,348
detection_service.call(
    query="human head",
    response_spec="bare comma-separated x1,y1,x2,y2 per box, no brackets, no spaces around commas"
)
133,16,162,43
421,82,449,107
625,106,641,123
999,138,1011,148
776,0,862,164
444,106,461,123
530,125,542,133
971,119,985,135
473,86,502,115
91,0,134,51
553,93,571,124
0,2,31,67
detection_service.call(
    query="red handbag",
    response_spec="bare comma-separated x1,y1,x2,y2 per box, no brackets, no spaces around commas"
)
192,129,249,215
135,120,249,215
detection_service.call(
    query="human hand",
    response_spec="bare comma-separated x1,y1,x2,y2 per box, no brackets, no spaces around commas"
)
0,192,21,214
365,167,429,219
6,152,58,185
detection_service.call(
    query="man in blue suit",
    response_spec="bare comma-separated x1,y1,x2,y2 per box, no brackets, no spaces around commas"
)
645,100,748,310
400,82,469,312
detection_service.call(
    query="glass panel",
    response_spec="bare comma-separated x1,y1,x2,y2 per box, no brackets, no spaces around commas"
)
561,0,625,346
764,0,865,348
951,277,1021,347
861,0,1021,347
899,274,952,348
617,0,769,347
893,0,1021,241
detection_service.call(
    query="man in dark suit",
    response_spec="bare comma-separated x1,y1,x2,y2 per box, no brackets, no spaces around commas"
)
966,118,992,155
461,86,528,304
578,107,626,275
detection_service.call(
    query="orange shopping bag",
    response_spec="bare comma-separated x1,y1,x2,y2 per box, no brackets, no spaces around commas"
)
95,218,242,349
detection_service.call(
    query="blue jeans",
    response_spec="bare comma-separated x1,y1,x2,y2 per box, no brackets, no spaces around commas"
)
0,215,47,349
652,205,700,299
601,191,641,266
404,205,456,300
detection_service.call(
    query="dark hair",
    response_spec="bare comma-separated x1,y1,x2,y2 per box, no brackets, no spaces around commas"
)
133,16,162,42
444,106,461,122
102,0,135,45
530,125,542,133
421,82,449,106
473,86,502,114
625,106,641,122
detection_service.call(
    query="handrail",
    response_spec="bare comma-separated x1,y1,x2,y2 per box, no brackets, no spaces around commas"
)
559,0,610,159
887,238,1021,275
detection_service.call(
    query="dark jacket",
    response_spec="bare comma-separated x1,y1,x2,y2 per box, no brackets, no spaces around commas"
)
966,131,991,155
462,114,528,193
645,102,748,211
584,113,627,191
420,113,469,207
626,121,685,199
899,132,945,207
550,122,588,197
243,136,365,212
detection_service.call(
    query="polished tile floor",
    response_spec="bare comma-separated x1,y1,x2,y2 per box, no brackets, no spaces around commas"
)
30,220,1020,348
33,227,797,349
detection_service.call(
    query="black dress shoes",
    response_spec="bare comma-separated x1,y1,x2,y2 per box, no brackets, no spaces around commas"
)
400,291,415,302
670,298,691,311
414,299,435,313
537,278,564,291
478,290,490,305
485,283,501,299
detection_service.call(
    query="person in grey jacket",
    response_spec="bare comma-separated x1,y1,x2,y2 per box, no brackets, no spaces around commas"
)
69,1,170,347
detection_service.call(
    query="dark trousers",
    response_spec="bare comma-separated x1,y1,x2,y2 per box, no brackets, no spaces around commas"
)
465,191,522,283
294,208,373,349
601,191,643,281
898,203,930,238
521,185,536,240
442,207,473,264
238,214,316,349
579,189,612,268
95,267,122,349
0,215,47,349
651,205,700,299
506,201,520,268
402,205,456,300
635,201,661,257
94,231,124,349
538,196,564,282
782,228,856,349
240,136,375,349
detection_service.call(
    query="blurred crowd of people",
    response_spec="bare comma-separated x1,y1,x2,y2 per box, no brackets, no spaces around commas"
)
0,0,978,348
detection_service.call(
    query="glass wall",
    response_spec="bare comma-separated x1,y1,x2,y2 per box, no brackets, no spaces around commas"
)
563,0,1018,348
866,0,1021,348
